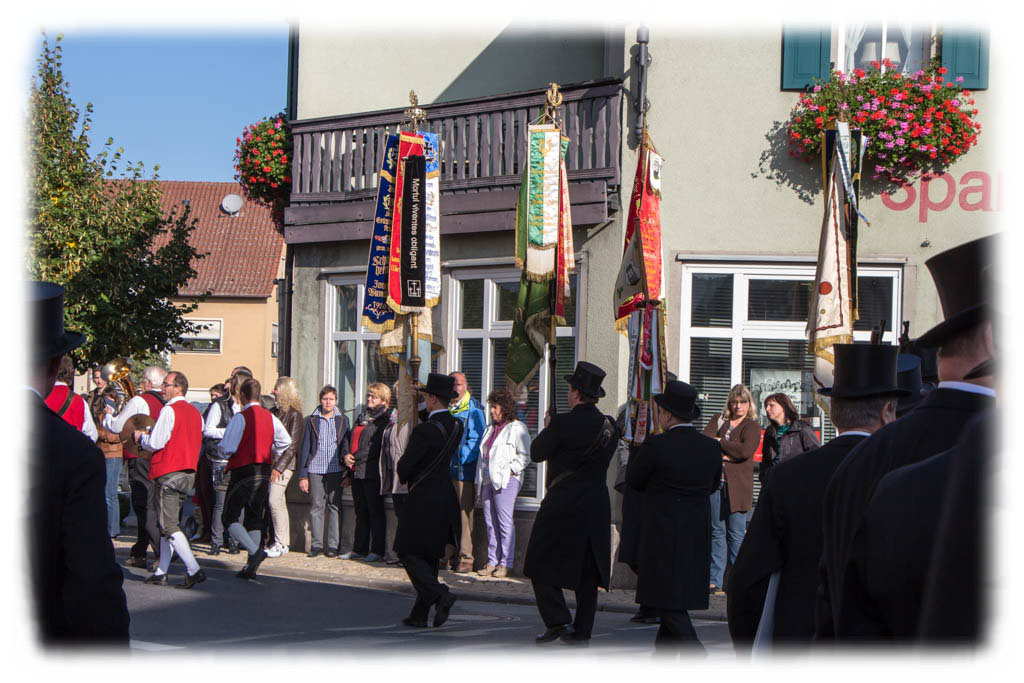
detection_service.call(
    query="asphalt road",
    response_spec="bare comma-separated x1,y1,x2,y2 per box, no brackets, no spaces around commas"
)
124,563,735,659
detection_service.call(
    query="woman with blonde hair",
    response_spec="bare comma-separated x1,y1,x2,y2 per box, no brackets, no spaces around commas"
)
702,383,761,595
342,382,392,562
266,376,304,557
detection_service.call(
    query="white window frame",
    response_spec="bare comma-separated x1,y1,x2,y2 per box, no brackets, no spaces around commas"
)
835,20,937,75
446,266,580,508
679,262,902,385
172,317,224,355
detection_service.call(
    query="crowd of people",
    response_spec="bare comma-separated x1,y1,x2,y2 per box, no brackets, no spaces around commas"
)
27,234,995,655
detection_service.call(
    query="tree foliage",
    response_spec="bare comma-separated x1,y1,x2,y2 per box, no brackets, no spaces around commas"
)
27,34,207,368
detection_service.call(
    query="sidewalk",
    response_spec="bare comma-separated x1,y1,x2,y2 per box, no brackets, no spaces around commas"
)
112,536,728,621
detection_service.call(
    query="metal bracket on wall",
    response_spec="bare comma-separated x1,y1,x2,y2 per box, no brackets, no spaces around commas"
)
633,25,652,138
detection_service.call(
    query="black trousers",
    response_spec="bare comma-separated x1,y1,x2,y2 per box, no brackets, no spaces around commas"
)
222,463,272,541
400,553,448,621
127,458,157,559
195,453,214,540
655,610,705,654
531,546,601,639
351,476,386,556
391,493,408,555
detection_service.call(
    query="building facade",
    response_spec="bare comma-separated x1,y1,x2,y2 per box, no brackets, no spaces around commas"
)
281,23,1000,585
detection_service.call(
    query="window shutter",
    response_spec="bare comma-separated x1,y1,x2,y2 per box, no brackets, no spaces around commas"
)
781,25,831,91
782,25,831,90
942,28,989,90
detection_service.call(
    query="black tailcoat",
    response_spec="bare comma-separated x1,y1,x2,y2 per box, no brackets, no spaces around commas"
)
817,388,994,638
841,409,993,641
918,411,993,642
727,433,866,652
28,392,130,644
626,425,721,611
395,411,463,559
524,403,618,589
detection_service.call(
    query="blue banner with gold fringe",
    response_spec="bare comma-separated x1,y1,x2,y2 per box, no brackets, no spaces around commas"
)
361,133,400,331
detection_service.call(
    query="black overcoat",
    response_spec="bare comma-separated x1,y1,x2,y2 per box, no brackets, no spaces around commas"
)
727,433,866,653
28,391,130,645
626,425,721,611
394,411,463,559
816,388,994,638
523,403,618,589
840,410,993,642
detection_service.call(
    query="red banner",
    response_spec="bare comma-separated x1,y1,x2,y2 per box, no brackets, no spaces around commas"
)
387,134,425,310
615,140,663,323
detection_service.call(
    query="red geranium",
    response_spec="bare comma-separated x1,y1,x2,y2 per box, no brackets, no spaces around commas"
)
234,111,292,231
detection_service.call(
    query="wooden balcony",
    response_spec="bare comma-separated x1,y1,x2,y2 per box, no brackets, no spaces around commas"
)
284,79,623,244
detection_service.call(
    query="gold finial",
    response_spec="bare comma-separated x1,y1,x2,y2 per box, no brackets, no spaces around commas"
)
404,90,427,131
546,82,563,108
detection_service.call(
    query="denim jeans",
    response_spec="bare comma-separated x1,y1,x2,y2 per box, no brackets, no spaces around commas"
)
709,487,748,588
104,457,123,537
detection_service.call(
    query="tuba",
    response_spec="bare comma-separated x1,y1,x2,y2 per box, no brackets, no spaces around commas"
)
101,358,156,458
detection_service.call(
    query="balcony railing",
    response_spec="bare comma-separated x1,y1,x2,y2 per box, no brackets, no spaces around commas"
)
289,79,622,204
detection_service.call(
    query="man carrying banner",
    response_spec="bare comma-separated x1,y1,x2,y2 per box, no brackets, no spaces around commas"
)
524,362,618,646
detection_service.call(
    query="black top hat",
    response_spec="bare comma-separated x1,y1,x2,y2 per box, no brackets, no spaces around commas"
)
564,361,606,398
896,354,926,415
654,380,701,422
917,234,997,347
818,344,911,399
422,373,457,401
30,281,86,361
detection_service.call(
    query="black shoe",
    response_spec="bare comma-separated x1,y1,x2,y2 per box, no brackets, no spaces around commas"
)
402,616,428,628
535,624,574,643
325,549,338,558
125,556,148,568
630,613,660,624
175,569,207,589
144,573,168,586
560,632,590,646
208,544,220,556
307,547,323,558
237,549,267,580
433,593,457,627
226,543,241,555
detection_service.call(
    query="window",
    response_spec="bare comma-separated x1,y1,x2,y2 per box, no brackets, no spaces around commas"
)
680,262,902,502
838,21,931,76
172,318,222,353
271,322,279,358
448,269,579,507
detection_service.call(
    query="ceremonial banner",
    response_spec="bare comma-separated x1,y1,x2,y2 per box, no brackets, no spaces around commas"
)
419,131,441,306
387,134,426,314
615,137,664,330
515,125,562,281
822,123,868,314
808,145,857,410
506,274,552,395
361,133,400,331
554,151,575,325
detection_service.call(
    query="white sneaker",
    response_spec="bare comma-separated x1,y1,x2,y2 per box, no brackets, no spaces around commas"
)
278,544,289,556
265,543,283,558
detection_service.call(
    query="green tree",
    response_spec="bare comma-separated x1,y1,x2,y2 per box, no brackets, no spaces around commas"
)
27,33,207,368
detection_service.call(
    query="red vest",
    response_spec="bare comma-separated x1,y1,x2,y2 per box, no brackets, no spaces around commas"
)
149,400,202,480
227,405,274,471
124,391,165,461
44,384,86,432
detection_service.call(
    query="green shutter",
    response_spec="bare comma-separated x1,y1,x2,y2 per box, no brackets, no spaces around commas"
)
942,28,990,90
781,26,831,91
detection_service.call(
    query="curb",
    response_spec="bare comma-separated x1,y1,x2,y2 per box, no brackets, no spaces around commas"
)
114,546,728,621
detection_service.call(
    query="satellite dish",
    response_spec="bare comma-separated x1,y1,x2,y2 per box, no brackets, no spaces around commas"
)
221,194,244,215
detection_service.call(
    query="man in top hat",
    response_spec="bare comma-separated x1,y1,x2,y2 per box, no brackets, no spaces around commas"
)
726,344,906,655
134,370,207,589
816,234,996,641
895,354,927,418
217,378,293,580
394,373,464,628
524,361,619,646
834,349,998,641
626,380,722,655
27,281,129,644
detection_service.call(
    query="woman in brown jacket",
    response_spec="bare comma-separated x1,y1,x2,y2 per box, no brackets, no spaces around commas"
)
702,383,761,594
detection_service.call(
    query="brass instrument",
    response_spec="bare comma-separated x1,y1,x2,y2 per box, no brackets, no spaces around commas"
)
101,358,155,458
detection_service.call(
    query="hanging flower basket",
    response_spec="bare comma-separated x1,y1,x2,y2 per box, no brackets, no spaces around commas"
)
234,112,292,229
787,58,981,184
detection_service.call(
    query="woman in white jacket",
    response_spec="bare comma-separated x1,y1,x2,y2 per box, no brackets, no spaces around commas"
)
475,389,531,578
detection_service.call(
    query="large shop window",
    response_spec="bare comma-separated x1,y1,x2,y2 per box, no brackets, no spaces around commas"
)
681,263,901,502
327,278,439,418
449,269,579,507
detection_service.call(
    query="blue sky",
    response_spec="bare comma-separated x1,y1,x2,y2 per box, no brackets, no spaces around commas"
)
30,30,290,182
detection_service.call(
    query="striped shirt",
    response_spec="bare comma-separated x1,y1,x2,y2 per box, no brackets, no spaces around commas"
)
309,408,342,475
